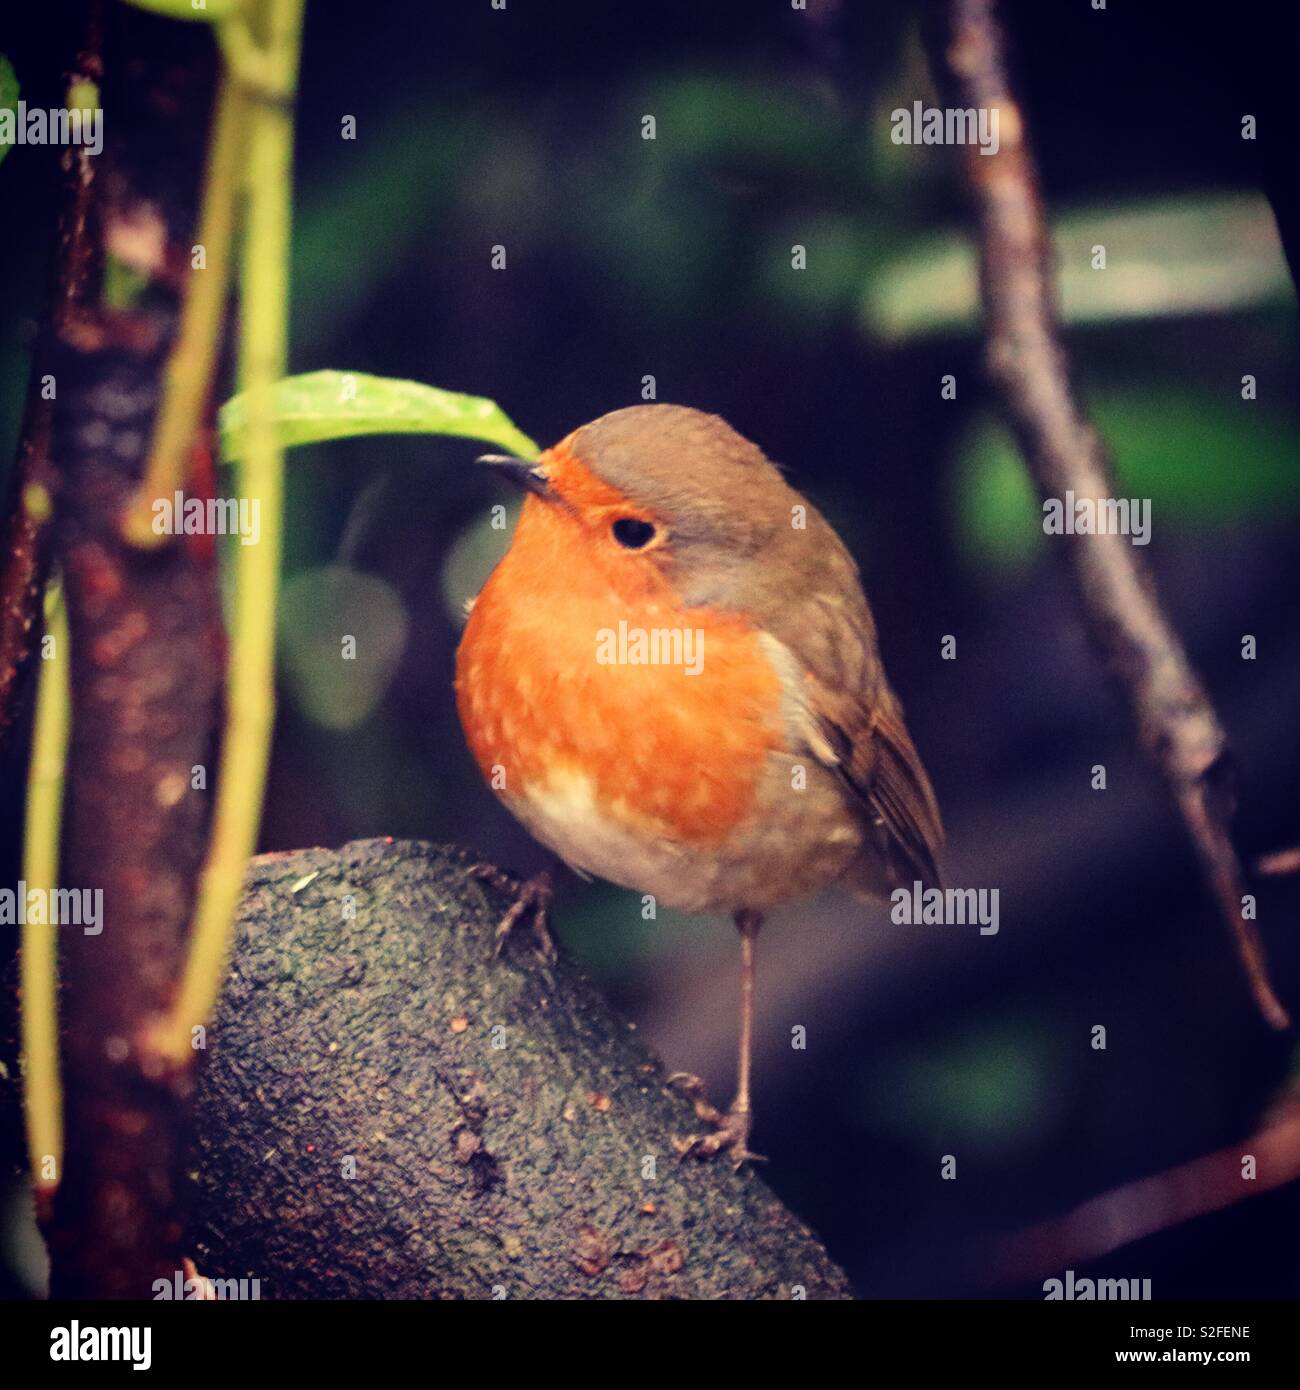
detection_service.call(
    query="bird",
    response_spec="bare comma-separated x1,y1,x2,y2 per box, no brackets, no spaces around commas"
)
454,404,943,1164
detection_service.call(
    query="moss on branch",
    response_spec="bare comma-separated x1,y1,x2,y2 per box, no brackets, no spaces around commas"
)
186,839,851,1299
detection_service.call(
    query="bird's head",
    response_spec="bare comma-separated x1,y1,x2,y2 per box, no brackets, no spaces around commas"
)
478,404,801,608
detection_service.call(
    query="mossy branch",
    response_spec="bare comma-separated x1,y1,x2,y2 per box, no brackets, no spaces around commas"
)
187,840,853,1300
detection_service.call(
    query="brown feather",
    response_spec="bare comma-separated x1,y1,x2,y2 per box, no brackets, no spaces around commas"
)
755,517,944,895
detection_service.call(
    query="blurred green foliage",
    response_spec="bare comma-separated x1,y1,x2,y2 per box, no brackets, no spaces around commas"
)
867,1021,1057,1155
0,54,18,168
867,193,1293,340
954,387,1300,577
278,565,408,730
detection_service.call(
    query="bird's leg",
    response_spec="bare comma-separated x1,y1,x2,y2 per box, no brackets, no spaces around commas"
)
734,907,759,1128
465,862,557,962
670,908,765,1168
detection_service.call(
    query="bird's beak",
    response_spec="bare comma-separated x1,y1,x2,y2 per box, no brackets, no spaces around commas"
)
476,454,552,498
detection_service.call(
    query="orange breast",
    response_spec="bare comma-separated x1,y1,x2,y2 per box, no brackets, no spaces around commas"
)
455,494,784,845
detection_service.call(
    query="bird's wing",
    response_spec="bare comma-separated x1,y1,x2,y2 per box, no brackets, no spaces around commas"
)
803,661,944,892
757,528,944,893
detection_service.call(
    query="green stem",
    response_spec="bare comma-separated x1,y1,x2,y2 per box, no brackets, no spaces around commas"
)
121,72,247,547
21,580,70,1196
159,0,304,1062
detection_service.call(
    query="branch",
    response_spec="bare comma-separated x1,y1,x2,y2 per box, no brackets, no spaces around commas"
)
939,0,1289,1029
185,841,851,1299
43,7,226,1298
0,445,49,741
994,1099,1300,1285
0,10,103,739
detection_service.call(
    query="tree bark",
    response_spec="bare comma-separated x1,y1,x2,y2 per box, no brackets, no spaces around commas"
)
43,7,224,1298
185,839,852,1299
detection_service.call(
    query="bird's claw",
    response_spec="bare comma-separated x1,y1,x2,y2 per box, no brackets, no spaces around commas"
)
667,1073,765,1169
466,863,557,963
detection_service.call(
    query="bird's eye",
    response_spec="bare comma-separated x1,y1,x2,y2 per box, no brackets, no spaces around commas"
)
611,518,657,550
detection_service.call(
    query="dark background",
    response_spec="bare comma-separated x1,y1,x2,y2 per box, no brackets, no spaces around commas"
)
2,0,1298,1297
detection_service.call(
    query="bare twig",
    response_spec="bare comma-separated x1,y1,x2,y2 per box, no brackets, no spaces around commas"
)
1258,845,1300,878
939,0,1289,1029
996,1099,1300,1285
0,12,104,738
0,440,49,738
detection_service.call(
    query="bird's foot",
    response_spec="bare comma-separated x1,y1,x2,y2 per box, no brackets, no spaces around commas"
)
667,1072,766,1169
466,863,557,963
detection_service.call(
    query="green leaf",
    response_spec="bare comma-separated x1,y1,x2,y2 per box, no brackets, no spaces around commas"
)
218,370,539,463
0,54,19,170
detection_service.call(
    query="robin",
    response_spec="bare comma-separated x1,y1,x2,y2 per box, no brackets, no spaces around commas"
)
455,405,943,1164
